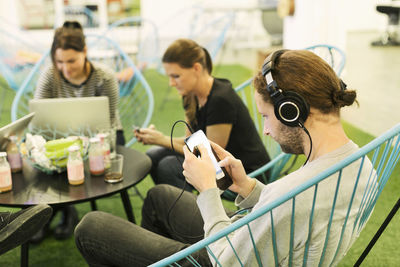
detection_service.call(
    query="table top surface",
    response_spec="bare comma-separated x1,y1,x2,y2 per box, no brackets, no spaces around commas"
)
0,146,151,208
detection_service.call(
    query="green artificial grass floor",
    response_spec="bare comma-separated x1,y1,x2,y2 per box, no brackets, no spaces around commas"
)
0,65,399,266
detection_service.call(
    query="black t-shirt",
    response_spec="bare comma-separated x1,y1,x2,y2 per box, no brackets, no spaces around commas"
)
187,78,270,175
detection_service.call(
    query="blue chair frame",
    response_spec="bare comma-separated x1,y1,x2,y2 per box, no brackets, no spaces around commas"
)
187,10,235,60
0,18,44,91
104,16,161,70
305,44,346,77
156,4,234,62
150,123,400,266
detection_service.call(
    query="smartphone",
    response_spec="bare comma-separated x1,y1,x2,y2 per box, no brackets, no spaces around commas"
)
184,130,233,191
132,125,141,133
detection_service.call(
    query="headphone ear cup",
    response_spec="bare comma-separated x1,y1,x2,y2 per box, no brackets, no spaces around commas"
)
274,91,310,127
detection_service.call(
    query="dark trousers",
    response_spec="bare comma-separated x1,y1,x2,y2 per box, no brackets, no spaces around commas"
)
75,184,211,267
146,146,194,191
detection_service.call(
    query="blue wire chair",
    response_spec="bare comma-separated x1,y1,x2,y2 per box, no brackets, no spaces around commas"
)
0,19,44,91
187,10,235,61
0,18,44,117
103,16,161,70
64,5,98,28
150,122,400,266
156,4,234,62
304,44,346,77
11,34,154,147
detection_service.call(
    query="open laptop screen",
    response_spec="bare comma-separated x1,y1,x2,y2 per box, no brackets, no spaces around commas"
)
0,113,35,150
28,96,110,140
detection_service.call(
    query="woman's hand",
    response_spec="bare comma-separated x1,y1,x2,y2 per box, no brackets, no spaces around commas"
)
182,144,217,192
210,141,256,198
134,124,165,145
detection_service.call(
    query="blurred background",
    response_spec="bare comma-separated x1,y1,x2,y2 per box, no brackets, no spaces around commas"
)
1,0,399,135
0,0,399,266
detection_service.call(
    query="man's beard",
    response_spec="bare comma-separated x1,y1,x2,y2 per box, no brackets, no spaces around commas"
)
275,124,304,155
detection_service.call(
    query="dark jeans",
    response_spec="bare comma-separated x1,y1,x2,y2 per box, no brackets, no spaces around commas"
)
146,146,194,191
75,184,211,267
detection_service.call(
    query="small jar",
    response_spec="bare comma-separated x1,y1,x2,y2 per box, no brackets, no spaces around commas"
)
0,152,12,193
89,137,105,176
97,133,111,170
67,145,84,185
6,135,22,173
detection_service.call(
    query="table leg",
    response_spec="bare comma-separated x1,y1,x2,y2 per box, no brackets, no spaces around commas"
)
90,200,97,211
20,242,29,267
120,189,136,224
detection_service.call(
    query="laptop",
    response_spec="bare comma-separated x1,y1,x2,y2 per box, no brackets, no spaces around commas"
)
0,112,35,150
28,96,110,139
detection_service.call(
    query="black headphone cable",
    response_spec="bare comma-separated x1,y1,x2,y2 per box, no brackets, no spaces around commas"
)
298,122,312,166
165,120,204,240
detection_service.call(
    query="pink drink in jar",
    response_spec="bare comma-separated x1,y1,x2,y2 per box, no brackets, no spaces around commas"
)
89,137,105,176
67,145,84,185
0,152,12,192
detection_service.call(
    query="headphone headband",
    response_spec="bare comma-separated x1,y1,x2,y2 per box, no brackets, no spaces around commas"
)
262,49,288,76
262,49,289,97
261,49,310,127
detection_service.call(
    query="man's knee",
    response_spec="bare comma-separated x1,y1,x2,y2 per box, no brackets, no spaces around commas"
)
144,184,181,210
74,211,106,241
145,184,171,204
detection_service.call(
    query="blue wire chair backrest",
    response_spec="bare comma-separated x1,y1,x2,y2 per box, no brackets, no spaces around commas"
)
150,122,400,266
305,44,346,77
64,5,97,27
187,10,235,61
103,16,161,70
0,22,44,91
234,78,292,182
11,34,154,147
157,4,235,62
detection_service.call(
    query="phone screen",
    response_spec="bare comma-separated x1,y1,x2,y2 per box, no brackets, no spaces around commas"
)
184,130,224,179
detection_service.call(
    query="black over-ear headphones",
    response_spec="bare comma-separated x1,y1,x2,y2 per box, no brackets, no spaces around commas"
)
261,49,310,127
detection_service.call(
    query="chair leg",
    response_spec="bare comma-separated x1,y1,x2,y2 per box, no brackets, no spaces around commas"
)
354,197,400,266
132,185,144,201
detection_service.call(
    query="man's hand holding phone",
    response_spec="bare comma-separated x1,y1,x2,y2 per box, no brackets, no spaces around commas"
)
184,130,233,191
183,130,256,197
182,144,218,192
210,141,256,198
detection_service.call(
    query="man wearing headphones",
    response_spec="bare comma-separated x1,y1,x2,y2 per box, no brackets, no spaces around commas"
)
75,49,373,266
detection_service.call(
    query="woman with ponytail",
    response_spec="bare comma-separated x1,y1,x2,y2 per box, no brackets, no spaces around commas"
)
135,38,270,191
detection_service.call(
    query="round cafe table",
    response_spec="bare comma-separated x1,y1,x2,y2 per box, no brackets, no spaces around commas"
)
0,145,151,267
